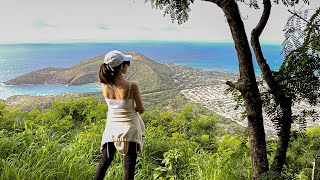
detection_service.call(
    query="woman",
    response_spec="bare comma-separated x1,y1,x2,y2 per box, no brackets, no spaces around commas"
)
94,50,145,180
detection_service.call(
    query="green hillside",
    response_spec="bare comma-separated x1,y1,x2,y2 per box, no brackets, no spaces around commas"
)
72,52,176,93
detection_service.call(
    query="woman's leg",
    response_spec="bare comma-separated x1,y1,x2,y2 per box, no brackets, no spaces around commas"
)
94,142,116,180
123,142,138,180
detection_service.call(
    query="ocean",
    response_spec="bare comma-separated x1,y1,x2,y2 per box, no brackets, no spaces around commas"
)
0,41,284,99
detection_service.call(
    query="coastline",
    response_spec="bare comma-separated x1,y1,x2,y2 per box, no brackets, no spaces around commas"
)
0,40,282,46
1,63,236,102
2,61,319,138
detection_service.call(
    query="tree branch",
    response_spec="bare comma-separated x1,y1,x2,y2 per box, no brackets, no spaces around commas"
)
226,80,238,89
251,0,293,172
251,0,271,37
251,0,278,93
202,0,223,6
226,80,245,92
288,9,309,23
288,9,320,27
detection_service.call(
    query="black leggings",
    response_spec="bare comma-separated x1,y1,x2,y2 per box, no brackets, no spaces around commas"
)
94,142,138,180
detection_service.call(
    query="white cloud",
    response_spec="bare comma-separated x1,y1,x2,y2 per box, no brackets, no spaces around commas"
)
0,0,319,43
32,19,56,29
96,24,111,30
136,26,153,31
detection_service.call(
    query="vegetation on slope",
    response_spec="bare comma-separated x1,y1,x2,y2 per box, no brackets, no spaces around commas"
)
0,97,319,179
73,52,176,93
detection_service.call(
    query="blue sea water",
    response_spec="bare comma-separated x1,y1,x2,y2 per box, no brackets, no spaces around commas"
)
0,41,284,99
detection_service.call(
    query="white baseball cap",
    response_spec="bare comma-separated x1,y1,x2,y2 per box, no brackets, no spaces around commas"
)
103,50,132,68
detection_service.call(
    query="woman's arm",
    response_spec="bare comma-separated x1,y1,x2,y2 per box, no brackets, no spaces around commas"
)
132,82,144,114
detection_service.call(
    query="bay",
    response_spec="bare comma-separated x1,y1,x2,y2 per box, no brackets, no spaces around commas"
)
0,41,284,99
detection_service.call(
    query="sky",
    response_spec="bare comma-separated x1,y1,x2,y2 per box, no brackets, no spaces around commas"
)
0,0,319,44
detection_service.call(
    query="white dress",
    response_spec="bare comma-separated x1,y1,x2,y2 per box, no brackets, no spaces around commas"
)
100,82,145,155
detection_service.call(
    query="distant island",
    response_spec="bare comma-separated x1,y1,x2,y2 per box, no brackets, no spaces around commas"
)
3,52,176,92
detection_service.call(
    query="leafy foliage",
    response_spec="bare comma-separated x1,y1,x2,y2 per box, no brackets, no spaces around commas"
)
261,92,284,133
284,127,320,179
281,9,319,112
237,0,309,9
145,0,194,24
236,0,260,9
259,8,320,133
282,7,319,54
273,0,309,7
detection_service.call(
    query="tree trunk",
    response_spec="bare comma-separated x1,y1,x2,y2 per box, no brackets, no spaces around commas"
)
270,101,292,172
250,0,293,172
213,0,269,178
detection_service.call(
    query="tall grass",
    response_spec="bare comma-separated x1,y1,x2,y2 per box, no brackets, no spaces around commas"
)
1,97,318,179
0,97,240,179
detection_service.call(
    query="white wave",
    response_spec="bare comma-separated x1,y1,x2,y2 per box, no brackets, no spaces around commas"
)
0,83,16,87
20,84,35,86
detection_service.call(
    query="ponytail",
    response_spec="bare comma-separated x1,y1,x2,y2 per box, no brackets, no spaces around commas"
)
99,61,130,85
99,63,113,84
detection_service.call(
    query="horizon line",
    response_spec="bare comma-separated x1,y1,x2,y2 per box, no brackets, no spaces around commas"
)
0,39,283,45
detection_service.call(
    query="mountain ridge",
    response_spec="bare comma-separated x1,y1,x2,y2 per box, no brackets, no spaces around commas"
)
4,52,175,93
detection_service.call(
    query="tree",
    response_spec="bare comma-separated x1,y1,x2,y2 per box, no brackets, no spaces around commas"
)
255,6,320,174
145,0,319,179
146,0,268,178
250,0,292,173
264,6,320,172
